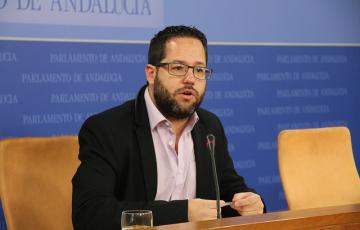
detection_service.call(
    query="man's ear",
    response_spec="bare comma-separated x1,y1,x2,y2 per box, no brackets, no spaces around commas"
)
145,64,156,85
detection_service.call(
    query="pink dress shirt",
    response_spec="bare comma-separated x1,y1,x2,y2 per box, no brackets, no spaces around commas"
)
144,87,198,201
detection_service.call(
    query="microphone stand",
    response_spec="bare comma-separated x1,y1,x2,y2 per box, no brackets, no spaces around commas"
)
206,134,222,219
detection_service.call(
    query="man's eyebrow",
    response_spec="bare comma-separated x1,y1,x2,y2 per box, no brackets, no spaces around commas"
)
195,62,206,66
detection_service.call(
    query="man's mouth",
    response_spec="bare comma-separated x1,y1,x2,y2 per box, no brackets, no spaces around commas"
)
176,87,197,96
181,90,195,96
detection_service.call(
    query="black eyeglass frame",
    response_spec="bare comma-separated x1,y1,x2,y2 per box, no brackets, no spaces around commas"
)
156,62,213,80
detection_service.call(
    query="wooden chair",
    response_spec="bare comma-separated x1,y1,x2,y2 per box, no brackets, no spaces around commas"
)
0,136,80,230
278,127,360,210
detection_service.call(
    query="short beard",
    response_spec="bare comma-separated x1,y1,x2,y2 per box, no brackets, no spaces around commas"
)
153,76,205,120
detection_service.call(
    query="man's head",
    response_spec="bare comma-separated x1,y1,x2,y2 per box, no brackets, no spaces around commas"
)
145,26,211,121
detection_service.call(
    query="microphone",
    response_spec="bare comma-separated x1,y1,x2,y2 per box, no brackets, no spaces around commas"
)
206,134,222,219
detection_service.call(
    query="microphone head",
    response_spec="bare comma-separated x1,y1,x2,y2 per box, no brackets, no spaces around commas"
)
206,134,216,148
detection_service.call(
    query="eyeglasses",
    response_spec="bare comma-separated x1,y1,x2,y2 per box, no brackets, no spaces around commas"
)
156,62,212,80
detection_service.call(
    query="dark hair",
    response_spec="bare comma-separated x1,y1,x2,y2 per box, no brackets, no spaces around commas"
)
148,25,208,65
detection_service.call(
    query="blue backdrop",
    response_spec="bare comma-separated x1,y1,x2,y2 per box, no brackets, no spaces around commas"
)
1,0,360,229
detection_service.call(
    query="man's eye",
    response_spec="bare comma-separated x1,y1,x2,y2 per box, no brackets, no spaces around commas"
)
171,65,185,71
195,67,205,73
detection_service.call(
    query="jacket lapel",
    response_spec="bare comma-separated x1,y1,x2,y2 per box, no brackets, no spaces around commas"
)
135,85,157,201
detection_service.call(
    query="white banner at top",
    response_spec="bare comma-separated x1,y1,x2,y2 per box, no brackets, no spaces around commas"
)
0,0,163,28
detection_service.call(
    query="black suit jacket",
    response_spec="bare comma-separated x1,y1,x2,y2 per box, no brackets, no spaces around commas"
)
72,85,260,230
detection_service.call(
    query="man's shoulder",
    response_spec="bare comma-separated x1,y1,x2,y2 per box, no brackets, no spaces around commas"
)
196,107,222,126
195,108,225,140
197,107,219,121
84,99,136,127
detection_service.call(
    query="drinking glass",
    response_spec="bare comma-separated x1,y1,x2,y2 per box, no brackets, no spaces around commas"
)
121,210,153,229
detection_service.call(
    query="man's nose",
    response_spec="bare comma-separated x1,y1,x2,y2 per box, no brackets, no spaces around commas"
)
183,67,196,83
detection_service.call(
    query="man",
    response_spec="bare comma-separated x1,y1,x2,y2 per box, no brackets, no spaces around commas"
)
72,25,265,230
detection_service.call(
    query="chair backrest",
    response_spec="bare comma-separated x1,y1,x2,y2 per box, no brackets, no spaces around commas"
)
0,136,80,230
278,127,360,210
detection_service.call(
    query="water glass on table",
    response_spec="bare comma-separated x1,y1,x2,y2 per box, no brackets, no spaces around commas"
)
121,210,153,229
